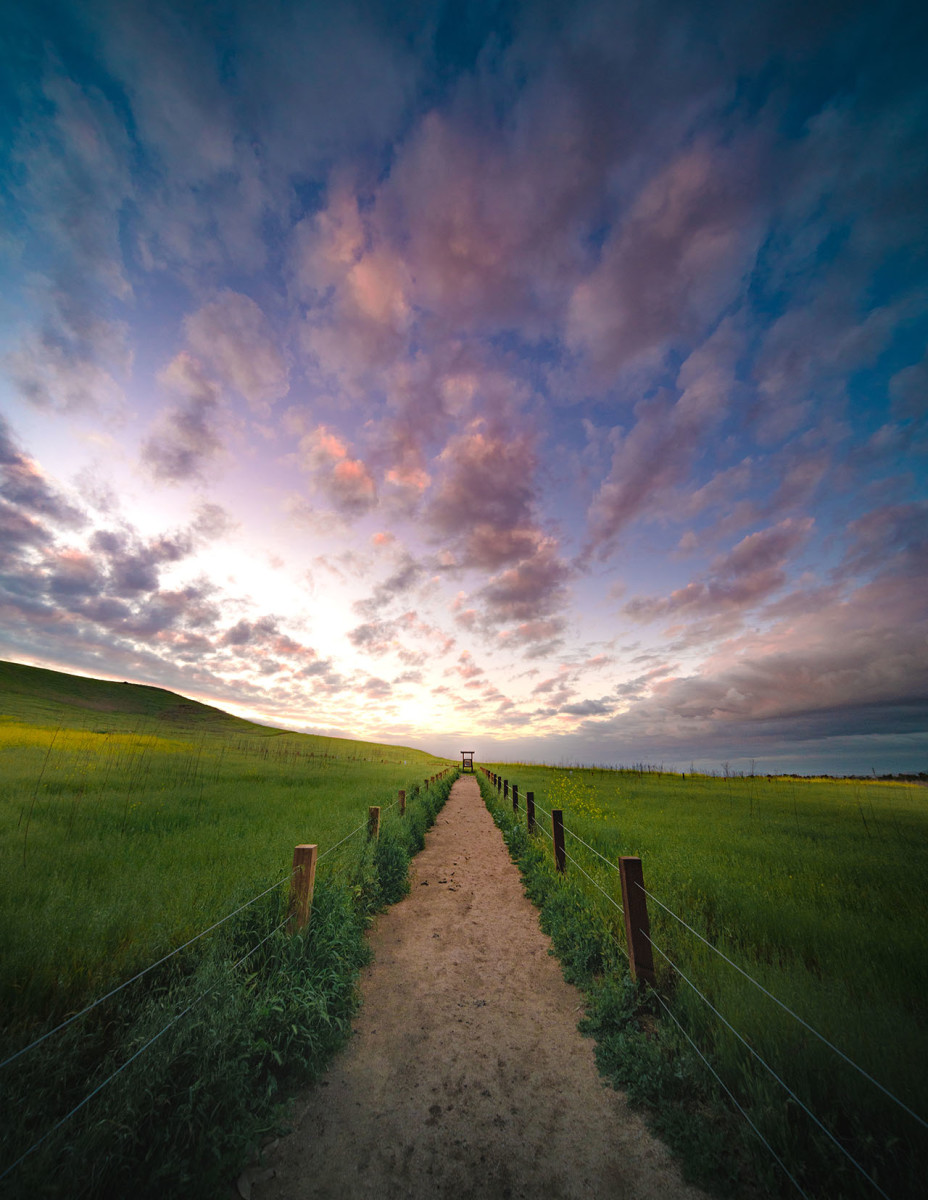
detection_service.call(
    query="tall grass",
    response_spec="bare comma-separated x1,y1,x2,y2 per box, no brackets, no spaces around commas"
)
480,765,928,1199
0,714,446,1026
0,661,455,1196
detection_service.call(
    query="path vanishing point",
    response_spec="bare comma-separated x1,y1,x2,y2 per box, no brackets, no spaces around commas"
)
250,774,708,1200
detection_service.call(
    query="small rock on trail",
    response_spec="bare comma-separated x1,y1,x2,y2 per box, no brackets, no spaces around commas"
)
252,775,707,1200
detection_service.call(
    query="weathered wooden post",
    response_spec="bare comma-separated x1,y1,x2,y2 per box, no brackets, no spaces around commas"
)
288,844,318,933
526,791,535,833
497,775,501,793
618,857,655,987
552,810,566,872
368,805,381,840
503,779,509,799
512,783,519,813
398,789,406,815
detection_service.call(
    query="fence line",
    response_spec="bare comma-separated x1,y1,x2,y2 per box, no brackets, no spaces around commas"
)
315,817,370,863
481,766,926,1135
644,929,893,1200
478,762,925,1194
0,868,295,1072
634,880,928,1133
2,770,457,1181
2,781,437,1074
647,984,813,1200
561,847,627,924
0,912,292,1184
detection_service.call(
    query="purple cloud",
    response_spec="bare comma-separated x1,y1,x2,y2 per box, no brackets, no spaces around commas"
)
142,354,225,483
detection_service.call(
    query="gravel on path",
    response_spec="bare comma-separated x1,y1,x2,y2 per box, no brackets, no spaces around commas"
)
251,774,707,1200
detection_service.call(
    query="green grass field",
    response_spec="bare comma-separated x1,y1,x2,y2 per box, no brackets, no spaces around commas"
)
0,659,451,1028
0,660,456,1196
482,762,928,1198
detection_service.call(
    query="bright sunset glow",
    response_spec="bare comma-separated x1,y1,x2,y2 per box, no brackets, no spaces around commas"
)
1,1,925,772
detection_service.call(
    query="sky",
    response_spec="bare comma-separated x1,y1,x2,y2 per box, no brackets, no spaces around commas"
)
0,0,926,774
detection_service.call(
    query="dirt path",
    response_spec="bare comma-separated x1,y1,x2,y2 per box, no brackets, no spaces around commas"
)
251,776,706,1200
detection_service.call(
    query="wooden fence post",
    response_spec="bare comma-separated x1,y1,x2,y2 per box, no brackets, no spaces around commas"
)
368,806,381,840
398,789,406,815
526,791,535,833
552,809,565,872
503,779,509,799
512,783,519,813
288,844,318,933
618,856,655,986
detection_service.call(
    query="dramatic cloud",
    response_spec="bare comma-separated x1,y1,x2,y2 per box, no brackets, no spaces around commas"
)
567,144,763,374
185,291,288,412
0,416,85,530
479,539,571,628
142,353,224,483
584,317,742,558
426,420,543,569
298,425,377,516
1,0,925,767
624,518,814,623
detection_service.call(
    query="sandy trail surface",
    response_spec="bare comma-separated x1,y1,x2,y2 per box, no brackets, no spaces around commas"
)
252,775,706,1200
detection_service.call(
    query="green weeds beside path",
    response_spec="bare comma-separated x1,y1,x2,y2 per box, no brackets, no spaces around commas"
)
0,660,455,1197
478,766,928,1200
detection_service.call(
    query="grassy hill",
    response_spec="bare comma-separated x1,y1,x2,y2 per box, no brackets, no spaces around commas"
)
0,658,449,1023
0,658,400,750
0,659,455,1196
0,658,267,735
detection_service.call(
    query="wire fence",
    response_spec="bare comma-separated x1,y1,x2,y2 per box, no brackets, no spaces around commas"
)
1,775,451,1183
479,765,926,1199
0,867,297,1072
2,784,427,1074
0,910,293,1184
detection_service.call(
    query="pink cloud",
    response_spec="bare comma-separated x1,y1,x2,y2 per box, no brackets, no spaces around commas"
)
567,145,763,374
456,650,483,680
184,290,288,412
584,318,743,558
298,424,377,516
425,418,539,569
624,518,814,623
479,538,571,626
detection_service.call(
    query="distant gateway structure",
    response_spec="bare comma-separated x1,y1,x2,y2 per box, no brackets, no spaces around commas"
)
460,750,475,773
